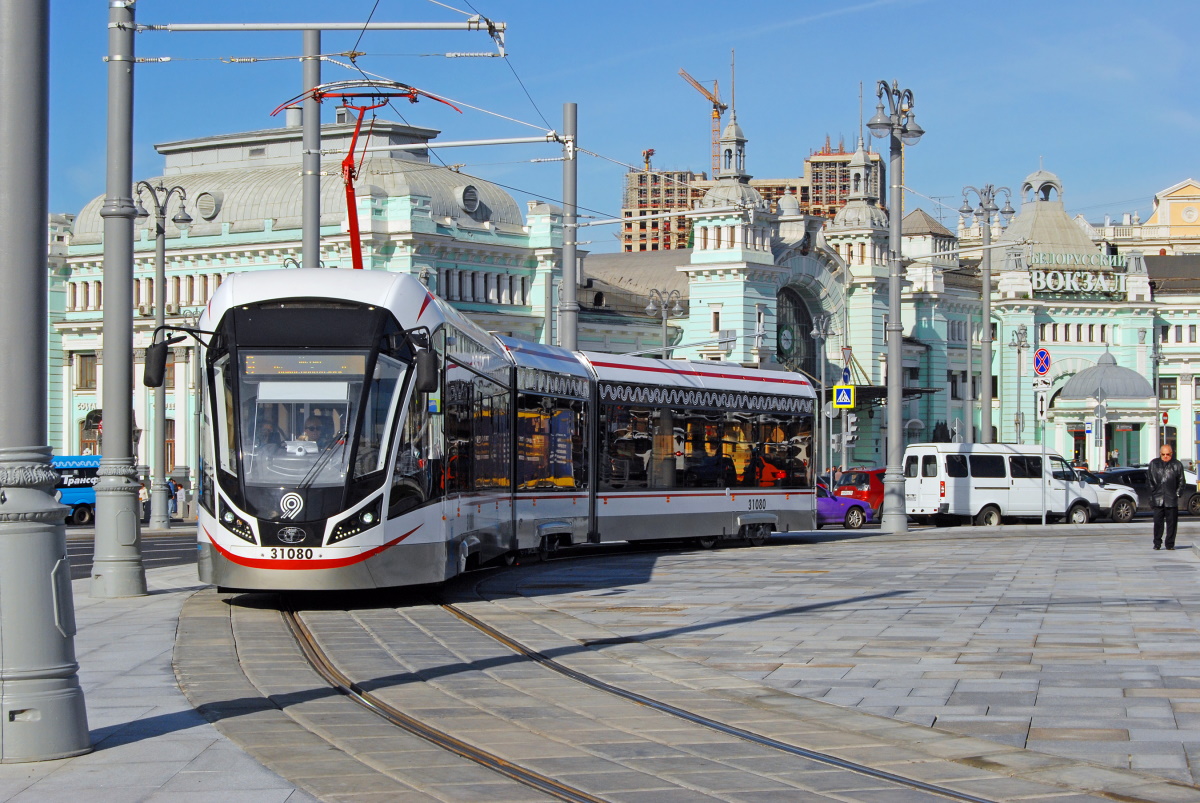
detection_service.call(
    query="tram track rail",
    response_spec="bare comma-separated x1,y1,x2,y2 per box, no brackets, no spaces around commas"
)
437,600,1003,803
279,588,1004,803
279,604,606,803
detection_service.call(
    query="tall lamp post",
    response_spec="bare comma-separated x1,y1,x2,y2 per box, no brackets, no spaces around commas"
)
810,313,833,484
134,182,191,529
959,185,1014,443
1009,323,1029,444
645,289,683,358
867,79,924,534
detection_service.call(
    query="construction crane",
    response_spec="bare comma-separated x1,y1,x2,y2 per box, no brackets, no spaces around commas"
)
642,148,655,172
679,68,727,175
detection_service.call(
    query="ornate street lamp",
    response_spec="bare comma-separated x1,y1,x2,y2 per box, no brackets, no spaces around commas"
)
959,185,1014,444
1009,323,1030,444
135,181,191,529
645,289,684,358
866,80,924,533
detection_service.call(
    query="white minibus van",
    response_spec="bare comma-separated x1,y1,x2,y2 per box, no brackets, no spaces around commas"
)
903,443,1100,526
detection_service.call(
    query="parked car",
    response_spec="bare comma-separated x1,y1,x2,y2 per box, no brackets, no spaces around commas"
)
833,467,885,514
1075,469,1139,523
816,484,872,530
1098,466,1200,516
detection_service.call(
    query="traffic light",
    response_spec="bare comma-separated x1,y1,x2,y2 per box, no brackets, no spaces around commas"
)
844,412,859,445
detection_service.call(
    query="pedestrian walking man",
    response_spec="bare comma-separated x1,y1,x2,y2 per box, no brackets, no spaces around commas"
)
1148,443,1185,550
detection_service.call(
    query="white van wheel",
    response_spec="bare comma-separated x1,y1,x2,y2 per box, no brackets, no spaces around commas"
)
1066,503,1090,524
974,506,1002,527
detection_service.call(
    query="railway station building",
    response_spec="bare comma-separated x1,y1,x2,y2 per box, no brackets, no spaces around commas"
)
46,109,1200,485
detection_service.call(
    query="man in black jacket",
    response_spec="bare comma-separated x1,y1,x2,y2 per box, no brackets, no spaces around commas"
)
1148,444,1186,550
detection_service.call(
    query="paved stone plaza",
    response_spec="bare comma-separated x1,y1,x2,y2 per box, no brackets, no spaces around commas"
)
479,521,1200,785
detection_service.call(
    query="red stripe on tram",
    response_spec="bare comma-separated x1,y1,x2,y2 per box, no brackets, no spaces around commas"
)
205,525,421,570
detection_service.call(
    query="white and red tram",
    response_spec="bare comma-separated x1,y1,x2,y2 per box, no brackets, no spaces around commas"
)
171,269,816,590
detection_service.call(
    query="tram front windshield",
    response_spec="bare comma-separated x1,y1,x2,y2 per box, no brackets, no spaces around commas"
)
218,350,407,521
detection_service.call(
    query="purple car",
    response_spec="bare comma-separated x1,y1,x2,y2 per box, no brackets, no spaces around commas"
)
816,484,872,530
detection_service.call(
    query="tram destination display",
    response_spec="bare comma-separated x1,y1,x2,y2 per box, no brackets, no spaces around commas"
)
244,353,367,377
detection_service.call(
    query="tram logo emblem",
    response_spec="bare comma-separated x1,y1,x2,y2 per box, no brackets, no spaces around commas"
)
280,492,304,520
278,527,306,544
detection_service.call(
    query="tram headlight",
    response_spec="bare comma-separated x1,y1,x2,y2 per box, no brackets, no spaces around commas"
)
328,497,383,544
219,499,255,544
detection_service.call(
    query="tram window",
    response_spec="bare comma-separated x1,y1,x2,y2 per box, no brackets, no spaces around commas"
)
212,355,238,476
353,356,404,478
516,393,588,491
390,383,442,518
442,367,511,495
945,454,968,478
600,399,811,491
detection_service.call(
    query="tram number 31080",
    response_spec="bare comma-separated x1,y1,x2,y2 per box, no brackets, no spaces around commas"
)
747,498,767,511
267,547,315,560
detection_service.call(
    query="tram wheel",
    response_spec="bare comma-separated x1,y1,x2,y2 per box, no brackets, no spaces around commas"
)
694,535,719,549
745,524,770,547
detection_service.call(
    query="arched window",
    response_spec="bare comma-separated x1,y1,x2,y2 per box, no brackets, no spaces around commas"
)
777,288,817,378
724,149,732,169
853,172,861,192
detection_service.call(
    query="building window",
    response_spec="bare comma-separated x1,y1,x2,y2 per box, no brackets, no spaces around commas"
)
1160,377,1178,400
1100,324,1107,343
1176,325,1184,343
1191,325,1197,344
1161,325,1170,344
711,311,720,333
164,352,175,387
1051,324,1058,341
1088,324,1095,342
76,354,97,390
992,375,999,399
948,371,961,400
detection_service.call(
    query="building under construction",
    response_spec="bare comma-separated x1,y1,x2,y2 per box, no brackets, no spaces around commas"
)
619,137,885,252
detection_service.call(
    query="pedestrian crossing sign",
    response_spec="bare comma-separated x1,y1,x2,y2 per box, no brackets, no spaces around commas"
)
832,385,855,409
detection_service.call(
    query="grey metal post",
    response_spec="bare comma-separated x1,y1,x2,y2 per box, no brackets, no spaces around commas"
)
867,80,922,535
138,181,187,529
93,0,147,598
882,129,906,532
559,103,578,350
980,219,992,442
150,206,168,527
965,317,974,442
0,0,91,760
302,29,321,269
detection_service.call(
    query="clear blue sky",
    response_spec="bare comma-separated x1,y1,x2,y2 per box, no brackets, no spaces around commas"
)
50,0,1198,252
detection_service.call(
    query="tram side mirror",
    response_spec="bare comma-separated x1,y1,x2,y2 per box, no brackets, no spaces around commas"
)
414,349,439,394
143,335,185,387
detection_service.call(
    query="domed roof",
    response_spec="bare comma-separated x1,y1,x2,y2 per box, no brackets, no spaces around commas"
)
70,156,525,245
830,200,888,230
1058,352,1154,400
777,192,801,216
720,115,746,142
1022,168,1062,195
698,180,768,210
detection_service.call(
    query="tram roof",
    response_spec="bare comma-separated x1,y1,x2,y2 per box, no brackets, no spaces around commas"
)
495,337,591,378
581,353,814,398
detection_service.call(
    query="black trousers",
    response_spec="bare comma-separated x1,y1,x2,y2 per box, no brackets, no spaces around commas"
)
1153,505,1178,548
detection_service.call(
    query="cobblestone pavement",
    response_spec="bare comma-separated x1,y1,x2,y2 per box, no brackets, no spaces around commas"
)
470,522,1200,786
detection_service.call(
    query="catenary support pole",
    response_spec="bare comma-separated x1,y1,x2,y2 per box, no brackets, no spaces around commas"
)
559,103,578,350
881,128,907,533
0,0,92,760
980,220,993,442
302,29,320,269
93,0,148,598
